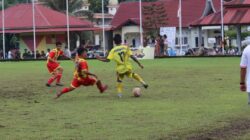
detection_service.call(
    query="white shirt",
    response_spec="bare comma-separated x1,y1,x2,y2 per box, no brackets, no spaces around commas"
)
8,51,12,59
64,49,71,58
240,45,250,92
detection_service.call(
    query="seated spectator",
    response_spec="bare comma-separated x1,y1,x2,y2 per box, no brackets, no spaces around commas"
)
40,50,46,58
23,49,29,59
36,50,41,58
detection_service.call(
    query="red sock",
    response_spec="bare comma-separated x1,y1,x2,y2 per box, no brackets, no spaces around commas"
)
56,74,62,84
61,88,70,94
47,76,56,84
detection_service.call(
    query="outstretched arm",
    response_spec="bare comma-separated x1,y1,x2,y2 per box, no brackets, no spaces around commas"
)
96,55,110,62
130,55,144,69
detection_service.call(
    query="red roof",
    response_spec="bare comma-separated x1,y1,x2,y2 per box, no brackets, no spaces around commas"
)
0,4,94,33
111,0,221,29
192,0,250,26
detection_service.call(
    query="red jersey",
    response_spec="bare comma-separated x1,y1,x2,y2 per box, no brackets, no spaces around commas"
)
47,48,64,64
74,58,89,80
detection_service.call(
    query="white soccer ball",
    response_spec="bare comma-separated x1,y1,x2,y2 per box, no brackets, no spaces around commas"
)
132,87,141,97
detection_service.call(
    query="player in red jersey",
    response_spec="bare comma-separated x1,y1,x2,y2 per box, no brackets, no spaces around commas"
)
46,41,65,87
54,47,108,99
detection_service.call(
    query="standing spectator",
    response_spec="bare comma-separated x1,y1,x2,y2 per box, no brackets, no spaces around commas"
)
8,49,13,59
240,44,250,104
64,46,71,58
163,35,168,56
46,49,51,57
0,49,3,59
155,34,161,57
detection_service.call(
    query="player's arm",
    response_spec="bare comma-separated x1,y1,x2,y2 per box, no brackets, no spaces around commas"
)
130,55,144,69
96,55,110,62
240,67,247,91
81,70,98,79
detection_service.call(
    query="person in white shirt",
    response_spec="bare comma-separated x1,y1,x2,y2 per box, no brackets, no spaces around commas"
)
8,50,12,59
46,49,50,57
64,47,71,58
240,45,250,104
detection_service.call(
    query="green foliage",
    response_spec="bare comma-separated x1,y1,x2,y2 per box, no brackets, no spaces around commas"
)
0,58,250,139
88,0,109,13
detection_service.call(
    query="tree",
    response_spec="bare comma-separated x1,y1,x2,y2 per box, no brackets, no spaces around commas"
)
142,2,167,36
88,0,109,13
41,0,83,13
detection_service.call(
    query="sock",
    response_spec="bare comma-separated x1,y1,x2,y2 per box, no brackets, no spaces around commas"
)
47,76,56,84
56,74,62,84
132,73,146,85
248,93,250,104
117,82,123,94
96,80,103,91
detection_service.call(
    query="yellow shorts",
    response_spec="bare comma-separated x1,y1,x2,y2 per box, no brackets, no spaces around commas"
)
117,71,133,82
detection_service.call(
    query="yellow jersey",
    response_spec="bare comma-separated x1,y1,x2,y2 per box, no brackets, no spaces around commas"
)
107,45,132,74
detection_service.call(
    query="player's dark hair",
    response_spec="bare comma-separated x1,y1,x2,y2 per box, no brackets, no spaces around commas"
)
113,34,122,45
56,41,62,46
77,47,87,55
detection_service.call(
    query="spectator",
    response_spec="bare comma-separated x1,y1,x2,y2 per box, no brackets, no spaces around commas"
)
0,49,3,59
163,35,168,56
46,49,50,57
8,49,13,59
64,46,71,58
41,50,46,58
36,50,41,58
155,34,161,57
23,49,29,59
15,49,21,60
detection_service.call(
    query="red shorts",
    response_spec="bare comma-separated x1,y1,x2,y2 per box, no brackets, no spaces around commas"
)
71,77,97,88
47,62,60,73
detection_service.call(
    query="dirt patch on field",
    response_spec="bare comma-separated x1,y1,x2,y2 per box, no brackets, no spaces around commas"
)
162,118,250,140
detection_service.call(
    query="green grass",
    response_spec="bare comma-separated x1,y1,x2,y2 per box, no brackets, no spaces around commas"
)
0,58,250,140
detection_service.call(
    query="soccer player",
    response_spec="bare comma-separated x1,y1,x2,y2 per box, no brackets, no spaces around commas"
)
240,44,250,104
96,34,148,98
55,47,108,99
46,41,65,87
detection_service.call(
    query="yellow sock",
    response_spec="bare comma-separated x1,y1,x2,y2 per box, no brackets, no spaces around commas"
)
132,73,146,85
117,82,123,93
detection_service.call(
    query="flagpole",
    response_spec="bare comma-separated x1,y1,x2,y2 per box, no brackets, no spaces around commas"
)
139,0,143,47
220,0,224,55
32,0,37,59
179,0,182,55
2,0,5,59
102,0,106,56
66,0,70,51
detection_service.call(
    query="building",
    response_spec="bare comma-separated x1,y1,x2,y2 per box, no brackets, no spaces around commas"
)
110,0,221,54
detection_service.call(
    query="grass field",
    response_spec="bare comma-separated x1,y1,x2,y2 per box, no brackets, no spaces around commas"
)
1,57,250,140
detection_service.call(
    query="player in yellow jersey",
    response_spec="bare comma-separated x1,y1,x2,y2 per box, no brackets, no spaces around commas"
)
96,34,148,98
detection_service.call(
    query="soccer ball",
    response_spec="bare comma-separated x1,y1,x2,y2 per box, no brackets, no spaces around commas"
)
132,87,141,97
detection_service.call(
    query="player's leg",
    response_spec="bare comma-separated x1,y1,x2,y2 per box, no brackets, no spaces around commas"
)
55,67,63,86
96,80,108,93
117,73,124,98
128,72,148,89
46,71,57,87
55,78,79,99
248,92,250,105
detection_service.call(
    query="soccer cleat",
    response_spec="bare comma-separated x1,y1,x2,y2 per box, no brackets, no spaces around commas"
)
46,83,51,87
56,83,64,86
117,93,122,98
100,85,108,93
143,84,149,89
